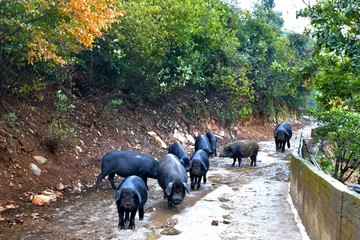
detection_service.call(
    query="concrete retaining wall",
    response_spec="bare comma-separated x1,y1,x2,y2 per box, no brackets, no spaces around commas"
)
290,150,360,240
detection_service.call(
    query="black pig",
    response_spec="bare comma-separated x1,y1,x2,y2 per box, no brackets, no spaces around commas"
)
157,154,190,209
206,131,218,157
274,123,292,152
220,141,259,167
168,142,190,170
95,150,158,190
115,175,148,230
195,134,212,157
189,149,209,190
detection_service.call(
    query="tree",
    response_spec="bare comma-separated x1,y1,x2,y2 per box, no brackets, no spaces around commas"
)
79,0,254,117
0,0,124,65
0,0,125,99
298,0,360,183
238,1,305,117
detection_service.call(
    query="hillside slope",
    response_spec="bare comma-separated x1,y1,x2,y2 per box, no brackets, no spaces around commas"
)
0,89,280,214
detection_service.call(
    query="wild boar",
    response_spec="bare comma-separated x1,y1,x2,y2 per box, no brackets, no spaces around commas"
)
189,149,209,190
95,150,158,190
274,123,292,152
157,154,190,209
206,131,218,157
195,134,212,157
115,175,148,229
220,140,259,167
168,142,190,170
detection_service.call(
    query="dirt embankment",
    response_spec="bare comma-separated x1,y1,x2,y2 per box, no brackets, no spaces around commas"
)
0,90,301,232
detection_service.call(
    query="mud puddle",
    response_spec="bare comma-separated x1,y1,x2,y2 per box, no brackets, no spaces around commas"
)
1,135,310,240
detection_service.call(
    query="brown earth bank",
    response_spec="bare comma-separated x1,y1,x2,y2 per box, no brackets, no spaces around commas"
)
0,88,303,233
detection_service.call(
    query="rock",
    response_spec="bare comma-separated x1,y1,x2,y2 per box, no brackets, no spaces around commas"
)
161,227,181,235
186,134,195,144
55,191,63,198
173,129,187,143
147,131,167,149
0,203,19,212
29,163,41,176
31,213,40,219
56,183,65,191
75,146,83,153
32,195,52,206
41,189,57,202
211,220,219,226
33,156,47,164
73,182,83,193
220,129,225,137
218,195,230,202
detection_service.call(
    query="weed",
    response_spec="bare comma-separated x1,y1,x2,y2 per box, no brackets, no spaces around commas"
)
2,112,18,127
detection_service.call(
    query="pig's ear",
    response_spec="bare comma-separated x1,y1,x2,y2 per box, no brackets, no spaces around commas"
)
183,182,190,194
134,190,142,203
115,189,122,201
165,182,173,196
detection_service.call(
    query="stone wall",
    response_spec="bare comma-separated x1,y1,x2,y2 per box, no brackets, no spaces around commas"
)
290,150,360,240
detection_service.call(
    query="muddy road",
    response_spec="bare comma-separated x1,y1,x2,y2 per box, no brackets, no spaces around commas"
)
2,134,310,240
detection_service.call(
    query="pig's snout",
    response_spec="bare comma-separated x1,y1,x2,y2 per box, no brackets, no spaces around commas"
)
172,198,182,205
123,202,132,209
192,167,201,176
120,198,135,210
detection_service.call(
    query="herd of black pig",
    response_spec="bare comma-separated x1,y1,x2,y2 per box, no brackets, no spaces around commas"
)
94,123,292,230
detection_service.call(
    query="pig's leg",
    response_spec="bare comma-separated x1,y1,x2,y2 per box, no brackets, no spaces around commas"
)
231,158,236,166
196,176,201,190
117,208,125,229
138,206,144,220
190,176,195,190
125,211,130,223
108,173,116,189
238,157,242,167
94,171,108,190
128,210,137,229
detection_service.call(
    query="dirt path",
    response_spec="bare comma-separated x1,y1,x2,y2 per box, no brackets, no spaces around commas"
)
1,132,310,240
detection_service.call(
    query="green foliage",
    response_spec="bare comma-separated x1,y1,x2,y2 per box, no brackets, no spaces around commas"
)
55,90,75,114
184,105,201,122
47,90,76,152
1,0,311,129
299,0,360,182
313,108,360,182
76,0,309,122
79,0,253,115
2,112,18,127
298,0,360,75
111,98,124,109
105,98,124,113
17,78,46,94
234,2,310,117
318,156,335,174
47,119,77,153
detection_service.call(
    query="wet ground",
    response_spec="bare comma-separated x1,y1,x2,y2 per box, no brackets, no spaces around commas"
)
1,135,311,240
